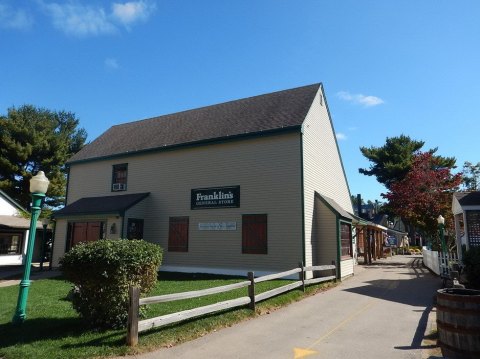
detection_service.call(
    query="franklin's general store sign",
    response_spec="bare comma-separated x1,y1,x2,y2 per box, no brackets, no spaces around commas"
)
191,186,240,209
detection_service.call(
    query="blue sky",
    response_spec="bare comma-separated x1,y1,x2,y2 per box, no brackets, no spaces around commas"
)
1,1,479,202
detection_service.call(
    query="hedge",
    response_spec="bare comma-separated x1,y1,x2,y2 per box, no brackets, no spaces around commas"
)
60,239,163,328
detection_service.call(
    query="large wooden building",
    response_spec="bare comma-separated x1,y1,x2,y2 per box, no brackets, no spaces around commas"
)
52,84,355,278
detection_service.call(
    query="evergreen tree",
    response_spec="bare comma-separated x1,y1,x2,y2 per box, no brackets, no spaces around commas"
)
0,105,87,209
462,161,480,191
359,134,456,189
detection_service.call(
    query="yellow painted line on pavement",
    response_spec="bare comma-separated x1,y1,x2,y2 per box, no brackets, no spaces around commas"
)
293,347,318,359
293,299,378,357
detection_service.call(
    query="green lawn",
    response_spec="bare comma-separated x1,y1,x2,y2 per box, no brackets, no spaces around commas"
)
0,272,335,359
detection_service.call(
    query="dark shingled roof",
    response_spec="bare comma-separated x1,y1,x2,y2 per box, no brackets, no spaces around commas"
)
68,83,321,163
54,193,149,217
454,192,480,206
315,192,355,221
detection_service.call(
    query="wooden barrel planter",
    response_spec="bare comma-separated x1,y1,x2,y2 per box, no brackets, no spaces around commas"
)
436,288,480,359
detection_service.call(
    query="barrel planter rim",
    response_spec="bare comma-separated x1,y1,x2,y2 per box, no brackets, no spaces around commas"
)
437,288,480,303
436,287,480,359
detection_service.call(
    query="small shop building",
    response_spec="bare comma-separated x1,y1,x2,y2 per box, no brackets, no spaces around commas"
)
52,83,355,278
0,190,44,265
452,191,480,260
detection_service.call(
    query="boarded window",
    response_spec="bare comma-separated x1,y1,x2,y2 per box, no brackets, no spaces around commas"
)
168,217,189,252
341,223,352,258
242,214,267,254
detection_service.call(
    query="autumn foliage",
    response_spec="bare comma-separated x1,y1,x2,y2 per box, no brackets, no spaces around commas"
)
382,152,462,237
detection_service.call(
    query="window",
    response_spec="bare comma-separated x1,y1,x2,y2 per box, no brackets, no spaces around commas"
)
466,211,480,248
127,218,144,240
168,217,189,252
242,214,267,254
341,222,353,258
112,163,128,191
67,222,104,250
0,233,23,254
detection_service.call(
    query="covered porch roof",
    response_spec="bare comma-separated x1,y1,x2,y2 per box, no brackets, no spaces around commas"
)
0,215,43,230
452,191,480,214
54,193,150,218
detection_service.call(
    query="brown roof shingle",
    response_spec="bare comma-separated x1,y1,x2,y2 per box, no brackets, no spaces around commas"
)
68,83,321,163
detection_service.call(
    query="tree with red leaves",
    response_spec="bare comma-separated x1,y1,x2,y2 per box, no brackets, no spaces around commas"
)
382,152,462,248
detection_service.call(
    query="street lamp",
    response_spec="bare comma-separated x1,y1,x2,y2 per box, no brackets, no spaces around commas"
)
12,171,49,324
40,218,49,271
437,215,447,255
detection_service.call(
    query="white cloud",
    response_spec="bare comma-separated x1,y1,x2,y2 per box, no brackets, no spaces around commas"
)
0,4,33,30
105,57,120,70
41,2,117,37
39,1,156,37
112,1,156,26
337,91,384,107
336,132,347,141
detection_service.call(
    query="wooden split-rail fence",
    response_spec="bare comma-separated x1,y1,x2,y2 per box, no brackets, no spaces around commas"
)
127,261,337,346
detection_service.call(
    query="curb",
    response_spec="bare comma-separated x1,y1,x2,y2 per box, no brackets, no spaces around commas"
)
422,307,443,359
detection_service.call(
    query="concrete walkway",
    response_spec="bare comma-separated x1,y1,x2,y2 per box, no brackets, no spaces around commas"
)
122,255,443,359
0,264,61,288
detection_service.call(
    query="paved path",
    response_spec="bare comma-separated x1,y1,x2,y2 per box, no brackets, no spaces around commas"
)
0,264,60,288
127,255,442,359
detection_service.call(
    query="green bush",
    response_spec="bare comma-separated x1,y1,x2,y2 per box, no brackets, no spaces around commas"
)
60,239,162,328
463,246,480,289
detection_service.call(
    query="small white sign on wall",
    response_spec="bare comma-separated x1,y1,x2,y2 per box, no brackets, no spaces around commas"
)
198,222,237,231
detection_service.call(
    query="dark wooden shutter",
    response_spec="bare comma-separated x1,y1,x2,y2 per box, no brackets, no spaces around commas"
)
72,222,87,246
242,214,267,254
86,222,102,242
168,217,189,252
69,222,103,248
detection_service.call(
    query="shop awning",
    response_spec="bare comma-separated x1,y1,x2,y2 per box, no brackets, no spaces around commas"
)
0,215,43,229
54,193,150,218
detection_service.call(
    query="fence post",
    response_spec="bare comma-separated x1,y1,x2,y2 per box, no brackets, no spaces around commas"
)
248,272,255,311
298,262,305,292
332,260,337,282
127,286,140,346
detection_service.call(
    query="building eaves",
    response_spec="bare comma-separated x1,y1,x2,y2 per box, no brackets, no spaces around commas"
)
315,193,355,221
67,83,321,164
54,193,150,218
454,191,480,207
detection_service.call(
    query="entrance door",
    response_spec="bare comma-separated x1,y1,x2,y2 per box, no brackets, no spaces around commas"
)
127,219,144,240
68,222,104,248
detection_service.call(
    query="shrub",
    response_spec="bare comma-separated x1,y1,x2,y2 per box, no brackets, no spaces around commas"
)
463,246,480,289
60,239,163,328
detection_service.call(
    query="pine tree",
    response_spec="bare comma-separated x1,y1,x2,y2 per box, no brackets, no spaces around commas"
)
359,134,456,189
0,105,87,209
